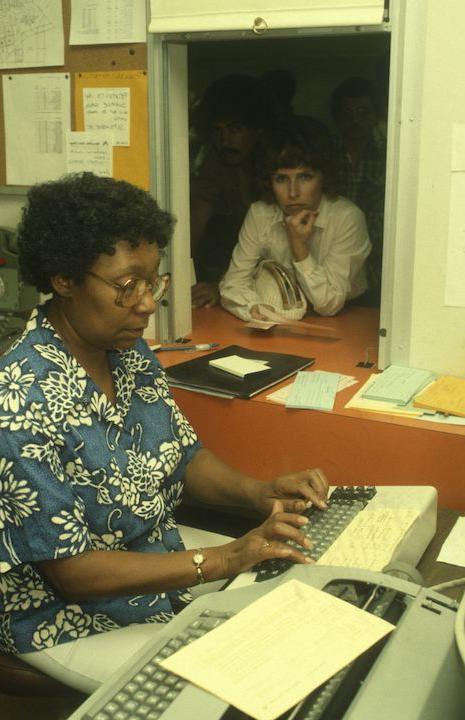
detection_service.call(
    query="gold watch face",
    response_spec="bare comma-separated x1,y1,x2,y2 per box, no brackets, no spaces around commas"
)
193,552,205,565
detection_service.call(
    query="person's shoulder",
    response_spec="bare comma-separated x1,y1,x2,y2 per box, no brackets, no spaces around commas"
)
0,307,44,371
327,194,365,219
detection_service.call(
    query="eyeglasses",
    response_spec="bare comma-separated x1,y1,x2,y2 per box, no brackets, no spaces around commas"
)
86,271,171,308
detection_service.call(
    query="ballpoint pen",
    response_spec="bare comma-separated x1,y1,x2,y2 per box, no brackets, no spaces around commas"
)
155,343,220,352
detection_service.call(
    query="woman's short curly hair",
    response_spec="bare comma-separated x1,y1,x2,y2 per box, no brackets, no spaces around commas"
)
18,173,174,294
256,117,338,202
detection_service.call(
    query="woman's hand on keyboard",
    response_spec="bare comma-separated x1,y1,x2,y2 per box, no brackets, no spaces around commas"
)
254,468,329,516
217,500,314,577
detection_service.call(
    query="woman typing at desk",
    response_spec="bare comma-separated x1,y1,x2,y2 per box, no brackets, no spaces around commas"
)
219,117,371,319
0,173,328,694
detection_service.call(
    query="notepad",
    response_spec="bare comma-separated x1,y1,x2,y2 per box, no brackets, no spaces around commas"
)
285,370,340,411
361,365,435,405
413,374,465,417
208,355,270,378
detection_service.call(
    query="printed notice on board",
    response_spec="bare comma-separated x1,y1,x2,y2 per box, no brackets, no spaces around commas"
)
0,0,64,69
83,87,130,147
66,131,113,177
3,73,70,185
70,0,146,45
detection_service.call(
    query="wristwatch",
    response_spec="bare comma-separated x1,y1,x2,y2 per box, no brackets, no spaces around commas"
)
192,549,206,584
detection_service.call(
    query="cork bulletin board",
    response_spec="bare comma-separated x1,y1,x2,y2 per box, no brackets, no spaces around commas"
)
0,0,148,187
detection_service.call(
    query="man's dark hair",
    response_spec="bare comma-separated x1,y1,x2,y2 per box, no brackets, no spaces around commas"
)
257,117,337,201
18,173,174,294
193,74,274,141
330,76,380,120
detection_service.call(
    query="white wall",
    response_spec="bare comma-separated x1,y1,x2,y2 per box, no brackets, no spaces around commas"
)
407,0,465,374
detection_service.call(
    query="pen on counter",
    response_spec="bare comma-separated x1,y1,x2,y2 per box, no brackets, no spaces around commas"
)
155,342,220,352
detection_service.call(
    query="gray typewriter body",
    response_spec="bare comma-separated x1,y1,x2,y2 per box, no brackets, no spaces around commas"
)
69,564,464,720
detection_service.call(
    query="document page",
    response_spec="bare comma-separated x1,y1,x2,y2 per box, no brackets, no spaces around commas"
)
285,370,340,411
160,579,394,720
318,508,418,571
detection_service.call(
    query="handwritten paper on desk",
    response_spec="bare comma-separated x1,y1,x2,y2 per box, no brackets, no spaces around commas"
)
318,508,418,571
159,579,394,720
285,370,340,411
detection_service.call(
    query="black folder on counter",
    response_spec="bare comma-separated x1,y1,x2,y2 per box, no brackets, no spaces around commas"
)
165,344,314,399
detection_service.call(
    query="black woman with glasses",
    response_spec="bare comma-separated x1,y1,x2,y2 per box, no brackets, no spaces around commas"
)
0,172,328,693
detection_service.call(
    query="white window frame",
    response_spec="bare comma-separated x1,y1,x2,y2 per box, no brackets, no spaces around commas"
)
148,0,427,366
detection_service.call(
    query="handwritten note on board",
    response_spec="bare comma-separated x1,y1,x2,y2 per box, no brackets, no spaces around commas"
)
66,131,113,176
83,87,130,146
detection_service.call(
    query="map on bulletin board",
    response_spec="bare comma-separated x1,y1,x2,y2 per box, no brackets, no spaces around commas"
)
74,69,149,189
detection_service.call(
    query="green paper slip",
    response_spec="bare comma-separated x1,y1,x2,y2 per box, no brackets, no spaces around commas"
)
286,370,340,411
361,365,435,406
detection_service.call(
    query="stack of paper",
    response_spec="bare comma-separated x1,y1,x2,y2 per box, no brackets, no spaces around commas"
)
209,355,270,378
361,365,435,405
345,374,425,417
285,370,340,411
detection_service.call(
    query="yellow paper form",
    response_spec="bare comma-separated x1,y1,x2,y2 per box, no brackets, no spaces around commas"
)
318,508,418,571
160,579,394,720
413,375,465,416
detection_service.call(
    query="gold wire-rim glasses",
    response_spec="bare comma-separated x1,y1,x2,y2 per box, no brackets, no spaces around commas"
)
86,271,171,307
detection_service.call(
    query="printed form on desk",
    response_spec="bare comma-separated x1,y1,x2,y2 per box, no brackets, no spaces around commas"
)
361,365,435,405
160,579,394,720
267,372,357,404
285,370,341,411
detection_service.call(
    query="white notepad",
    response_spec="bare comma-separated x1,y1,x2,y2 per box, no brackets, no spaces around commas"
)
209,355,270,378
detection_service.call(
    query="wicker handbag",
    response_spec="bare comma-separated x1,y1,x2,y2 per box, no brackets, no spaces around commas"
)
253,259,307,320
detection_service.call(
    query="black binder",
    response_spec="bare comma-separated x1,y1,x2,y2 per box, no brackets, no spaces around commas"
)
164,344,314,399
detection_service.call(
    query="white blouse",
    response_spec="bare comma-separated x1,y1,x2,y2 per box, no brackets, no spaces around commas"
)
219,195,371,319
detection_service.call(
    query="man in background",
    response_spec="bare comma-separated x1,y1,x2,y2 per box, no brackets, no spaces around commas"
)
331,76,387,306
190,74,274,308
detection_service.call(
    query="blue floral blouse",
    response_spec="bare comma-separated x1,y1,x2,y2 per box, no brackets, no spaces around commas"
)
0,305,201,654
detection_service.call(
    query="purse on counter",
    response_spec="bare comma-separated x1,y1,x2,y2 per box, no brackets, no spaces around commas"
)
253,259,307,320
